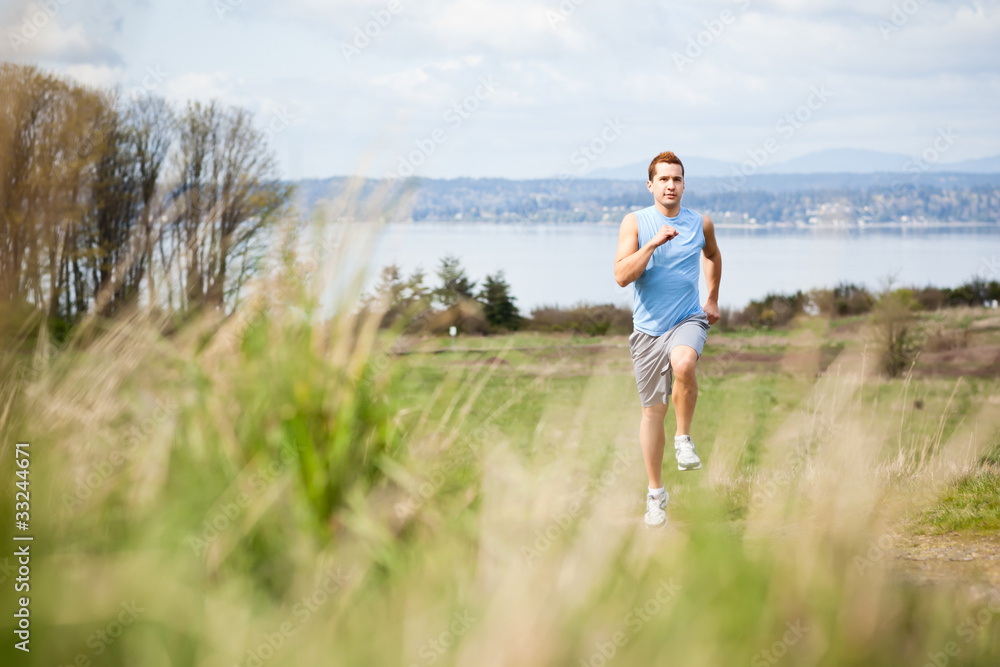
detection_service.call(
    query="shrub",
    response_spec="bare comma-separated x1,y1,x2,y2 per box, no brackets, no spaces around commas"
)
910,286,948,311
716,306,733,332
944,278,1000,307
525,303,632,336
871,288,922,377
730,291,807,329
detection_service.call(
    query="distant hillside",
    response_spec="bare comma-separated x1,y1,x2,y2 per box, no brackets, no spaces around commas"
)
590,156,735,179
761,148,911,174
951,155,1000,173
292,173,1000,226
586,149,1000,180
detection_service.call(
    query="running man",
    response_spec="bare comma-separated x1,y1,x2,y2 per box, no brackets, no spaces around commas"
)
613,151,722,527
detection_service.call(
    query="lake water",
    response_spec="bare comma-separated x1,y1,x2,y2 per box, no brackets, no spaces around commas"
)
340,222,1000,312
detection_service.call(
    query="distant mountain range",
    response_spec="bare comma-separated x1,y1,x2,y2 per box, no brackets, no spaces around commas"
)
586,148,1000,180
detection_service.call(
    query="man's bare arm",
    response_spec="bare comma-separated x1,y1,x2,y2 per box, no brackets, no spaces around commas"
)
614,213,678,287
701,215,722,324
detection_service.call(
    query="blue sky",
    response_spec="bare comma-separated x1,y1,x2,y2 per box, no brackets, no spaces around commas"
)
2,0,999,180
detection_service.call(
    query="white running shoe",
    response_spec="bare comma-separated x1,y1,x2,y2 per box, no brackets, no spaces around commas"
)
675,436,702,471
644,490,669,528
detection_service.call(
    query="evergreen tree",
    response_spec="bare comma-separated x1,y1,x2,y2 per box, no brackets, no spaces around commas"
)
478,271,521,331
434,254,476,307
403,267,433,311
371,264,405,308
364,264,440,329
360,263,406,326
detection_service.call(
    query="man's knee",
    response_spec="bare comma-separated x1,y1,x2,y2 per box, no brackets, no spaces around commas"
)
641,402,669,421
670,347,698,381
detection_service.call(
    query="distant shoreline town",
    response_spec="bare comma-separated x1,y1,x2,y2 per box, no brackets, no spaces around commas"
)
294,172,1000,227
326,219,1000,230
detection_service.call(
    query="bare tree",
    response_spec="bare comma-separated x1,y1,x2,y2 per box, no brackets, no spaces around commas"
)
87,91,142,315
128,94,174,308
0,63,36,305
2,64,290,325
170,101,290,313
0,64,103,322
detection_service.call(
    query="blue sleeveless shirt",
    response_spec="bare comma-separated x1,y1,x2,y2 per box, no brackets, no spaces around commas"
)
631,206,705,336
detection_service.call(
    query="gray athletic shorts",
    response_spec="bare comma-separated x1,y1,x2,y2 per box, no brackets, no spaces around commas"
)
628,313,710,407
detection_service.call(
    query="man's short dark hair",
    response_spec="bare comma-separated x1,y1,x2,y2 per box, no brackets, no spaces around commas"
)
648,151,685,181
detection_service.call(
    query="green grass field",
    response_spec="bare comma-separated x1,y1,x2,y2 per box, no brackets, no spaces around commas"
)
2,290,1000,666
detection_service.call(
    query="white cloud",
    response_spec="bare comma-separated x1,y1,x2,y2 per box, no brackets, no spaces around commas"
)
421,1,552,51
432,55,483,72
163,71,234,104
369,66,431,100
18,0,1000,178
1,3,121,63
63,63,123,89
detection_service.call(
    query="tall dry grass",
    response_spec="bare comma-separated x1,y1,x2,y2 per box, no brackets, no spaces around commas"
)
1,199,1000,666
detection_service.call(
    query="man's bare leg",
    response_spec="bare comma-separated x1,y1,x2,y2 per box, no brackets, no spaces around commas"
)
640,401,669,489
669,346,699,437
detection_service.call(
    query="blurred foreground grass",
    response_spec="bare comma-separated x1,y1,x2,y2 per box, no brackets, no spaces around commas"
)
2,279,1000,666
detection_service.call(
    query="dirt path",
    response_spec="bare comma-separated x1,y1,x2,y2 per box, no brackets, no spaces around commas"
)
894,532,1000,597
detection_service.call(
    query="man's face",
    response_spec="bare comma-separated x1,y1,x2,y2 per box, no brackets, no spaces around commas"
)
647,162,685,207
